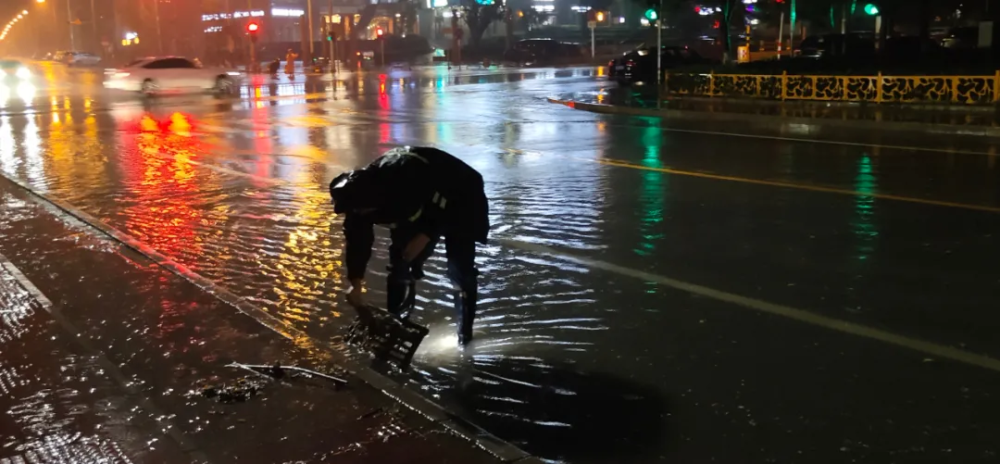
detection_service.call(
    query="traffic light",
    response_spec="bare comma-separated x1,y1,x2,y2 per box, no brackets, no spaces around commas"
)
326,27,335,41
247,21,260,43
588,10,607,22
863,3,879,15
375,27,385,39
644,9,657,21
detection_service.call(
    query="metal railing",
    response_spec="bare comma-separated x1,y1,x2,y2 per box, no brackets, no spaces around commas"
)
664,72,1000,104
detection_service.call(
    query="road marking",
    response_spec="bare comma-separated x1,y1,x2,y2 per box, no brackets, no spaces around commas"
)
505,147,1000,213
645,125,1000,158
498,239,1000,373
0,252,210,462
550,98,1000,158
584,156,1000,214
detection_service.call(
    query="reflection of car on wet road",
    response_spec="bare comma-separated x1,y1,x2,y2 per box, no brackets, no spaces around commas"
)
0,59,32,85
616,46,709,84
504,39,583,66
103,56,240,96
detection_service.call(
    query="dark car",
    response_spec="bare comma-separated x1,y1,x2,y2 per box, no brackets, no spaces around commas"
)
797,33,875,59
504,39,582,66
617,46,706,84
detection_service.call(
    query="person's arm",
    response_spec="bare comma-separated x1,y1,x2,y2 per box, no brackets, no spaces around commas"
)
344,213,374,286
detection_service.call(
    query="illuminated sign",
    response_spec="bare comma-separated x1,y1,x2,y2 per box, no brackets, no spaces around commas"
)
271,8,305,16
202,10,265,21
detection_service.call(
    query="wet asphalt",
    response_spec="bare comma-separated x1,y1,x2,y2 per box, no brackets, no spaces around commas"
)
1,62,1000,463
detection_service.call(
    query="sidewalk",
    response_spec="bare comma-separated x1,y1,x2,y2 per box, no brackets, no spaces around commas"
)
552,91,1000,137
0,179,536,463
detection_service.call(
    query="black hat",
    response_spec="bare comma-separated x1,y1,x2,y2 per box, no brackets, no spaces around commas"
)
329,170,382,214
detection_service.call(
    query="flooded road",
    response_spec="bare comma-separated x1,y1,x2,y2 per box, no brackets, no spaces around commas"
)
2,63,1000,463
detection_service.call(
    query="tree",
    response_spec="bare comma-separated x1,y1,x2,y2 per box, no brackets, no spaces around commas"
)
522,8,549,31
461,0,503,51
708,0,741,60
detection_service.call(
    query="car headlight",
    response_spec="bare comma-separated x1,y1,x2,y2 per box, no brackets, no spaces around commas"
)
15,67,30,79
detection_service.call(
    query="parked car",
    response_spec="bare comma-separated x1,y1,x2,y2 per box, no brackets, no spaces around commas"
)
504,39,582,66
796,34,875,59
0,59,33,86
103,56,240,96
617,46,708,84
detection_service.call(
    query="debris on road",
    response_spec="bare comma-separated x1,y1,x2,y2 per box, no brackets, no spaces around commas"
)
194,377,268,404
346,304,429,369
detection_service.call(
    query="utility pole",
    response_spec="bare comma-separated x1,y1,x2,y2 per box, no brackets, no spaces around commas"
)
67,0,77,50
90,0,98,52
307,0,315,59
329,0,336,74
153,0,163,54
777,11,784,60
656,0,662,86
789,0,796,56
840,2,847,34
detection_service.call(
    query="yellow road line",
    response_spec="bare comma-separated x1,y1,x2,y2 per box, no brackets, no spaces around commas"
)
589,156,1000,214
647,125,1000,158
552,98,1000,158
501,239,1000,373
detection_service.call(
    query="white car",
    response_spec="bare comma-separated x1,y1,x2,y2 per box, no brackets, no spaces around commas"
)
0,59,33,84
103,56,240,96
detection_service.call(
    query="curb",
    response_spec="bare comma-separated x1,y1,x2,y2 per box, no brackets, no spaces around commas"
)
547,98,1000,138
0,174,541,464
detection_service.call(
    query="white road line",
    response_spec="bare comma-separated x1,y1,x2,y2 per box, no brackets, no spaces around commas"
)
498,238,1000,373
0,253,209,462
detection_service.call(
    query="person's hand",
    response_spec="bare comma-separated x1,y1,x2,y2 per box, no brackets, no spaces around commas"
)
346,283,367,308
403,233,431,262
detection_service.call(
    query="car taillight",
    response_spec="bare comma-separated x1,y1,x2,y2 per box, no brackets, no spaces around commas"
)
625,60,635,67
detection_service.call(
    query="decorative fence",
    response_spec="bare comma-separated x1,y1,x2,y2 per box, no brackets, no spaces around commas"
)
664,72,1000,104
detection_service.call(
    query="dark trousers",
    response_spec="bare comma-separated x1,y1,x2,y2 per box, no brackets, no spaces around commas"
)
386,227,478,340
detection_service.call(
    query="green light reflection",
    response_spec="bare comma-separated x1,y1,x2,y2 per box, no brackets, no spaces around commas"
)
634,126,665,260
852,153,879,261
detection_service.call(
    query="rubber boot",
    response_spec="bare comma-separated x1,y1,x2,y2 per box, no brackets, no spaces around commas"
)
454,282,477,347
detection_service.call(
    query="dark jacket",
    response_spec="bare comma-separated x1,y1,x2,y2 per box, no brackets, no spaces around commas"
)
330,147,489,280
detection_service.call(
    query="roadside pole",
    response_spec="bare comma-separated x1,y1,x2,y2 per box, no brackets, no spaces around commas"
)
777,11,783,60
330,30,336,74
656,0,662,87
306,0,314,60
588,20,595,59
67,0,76,51
90,0,97,52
